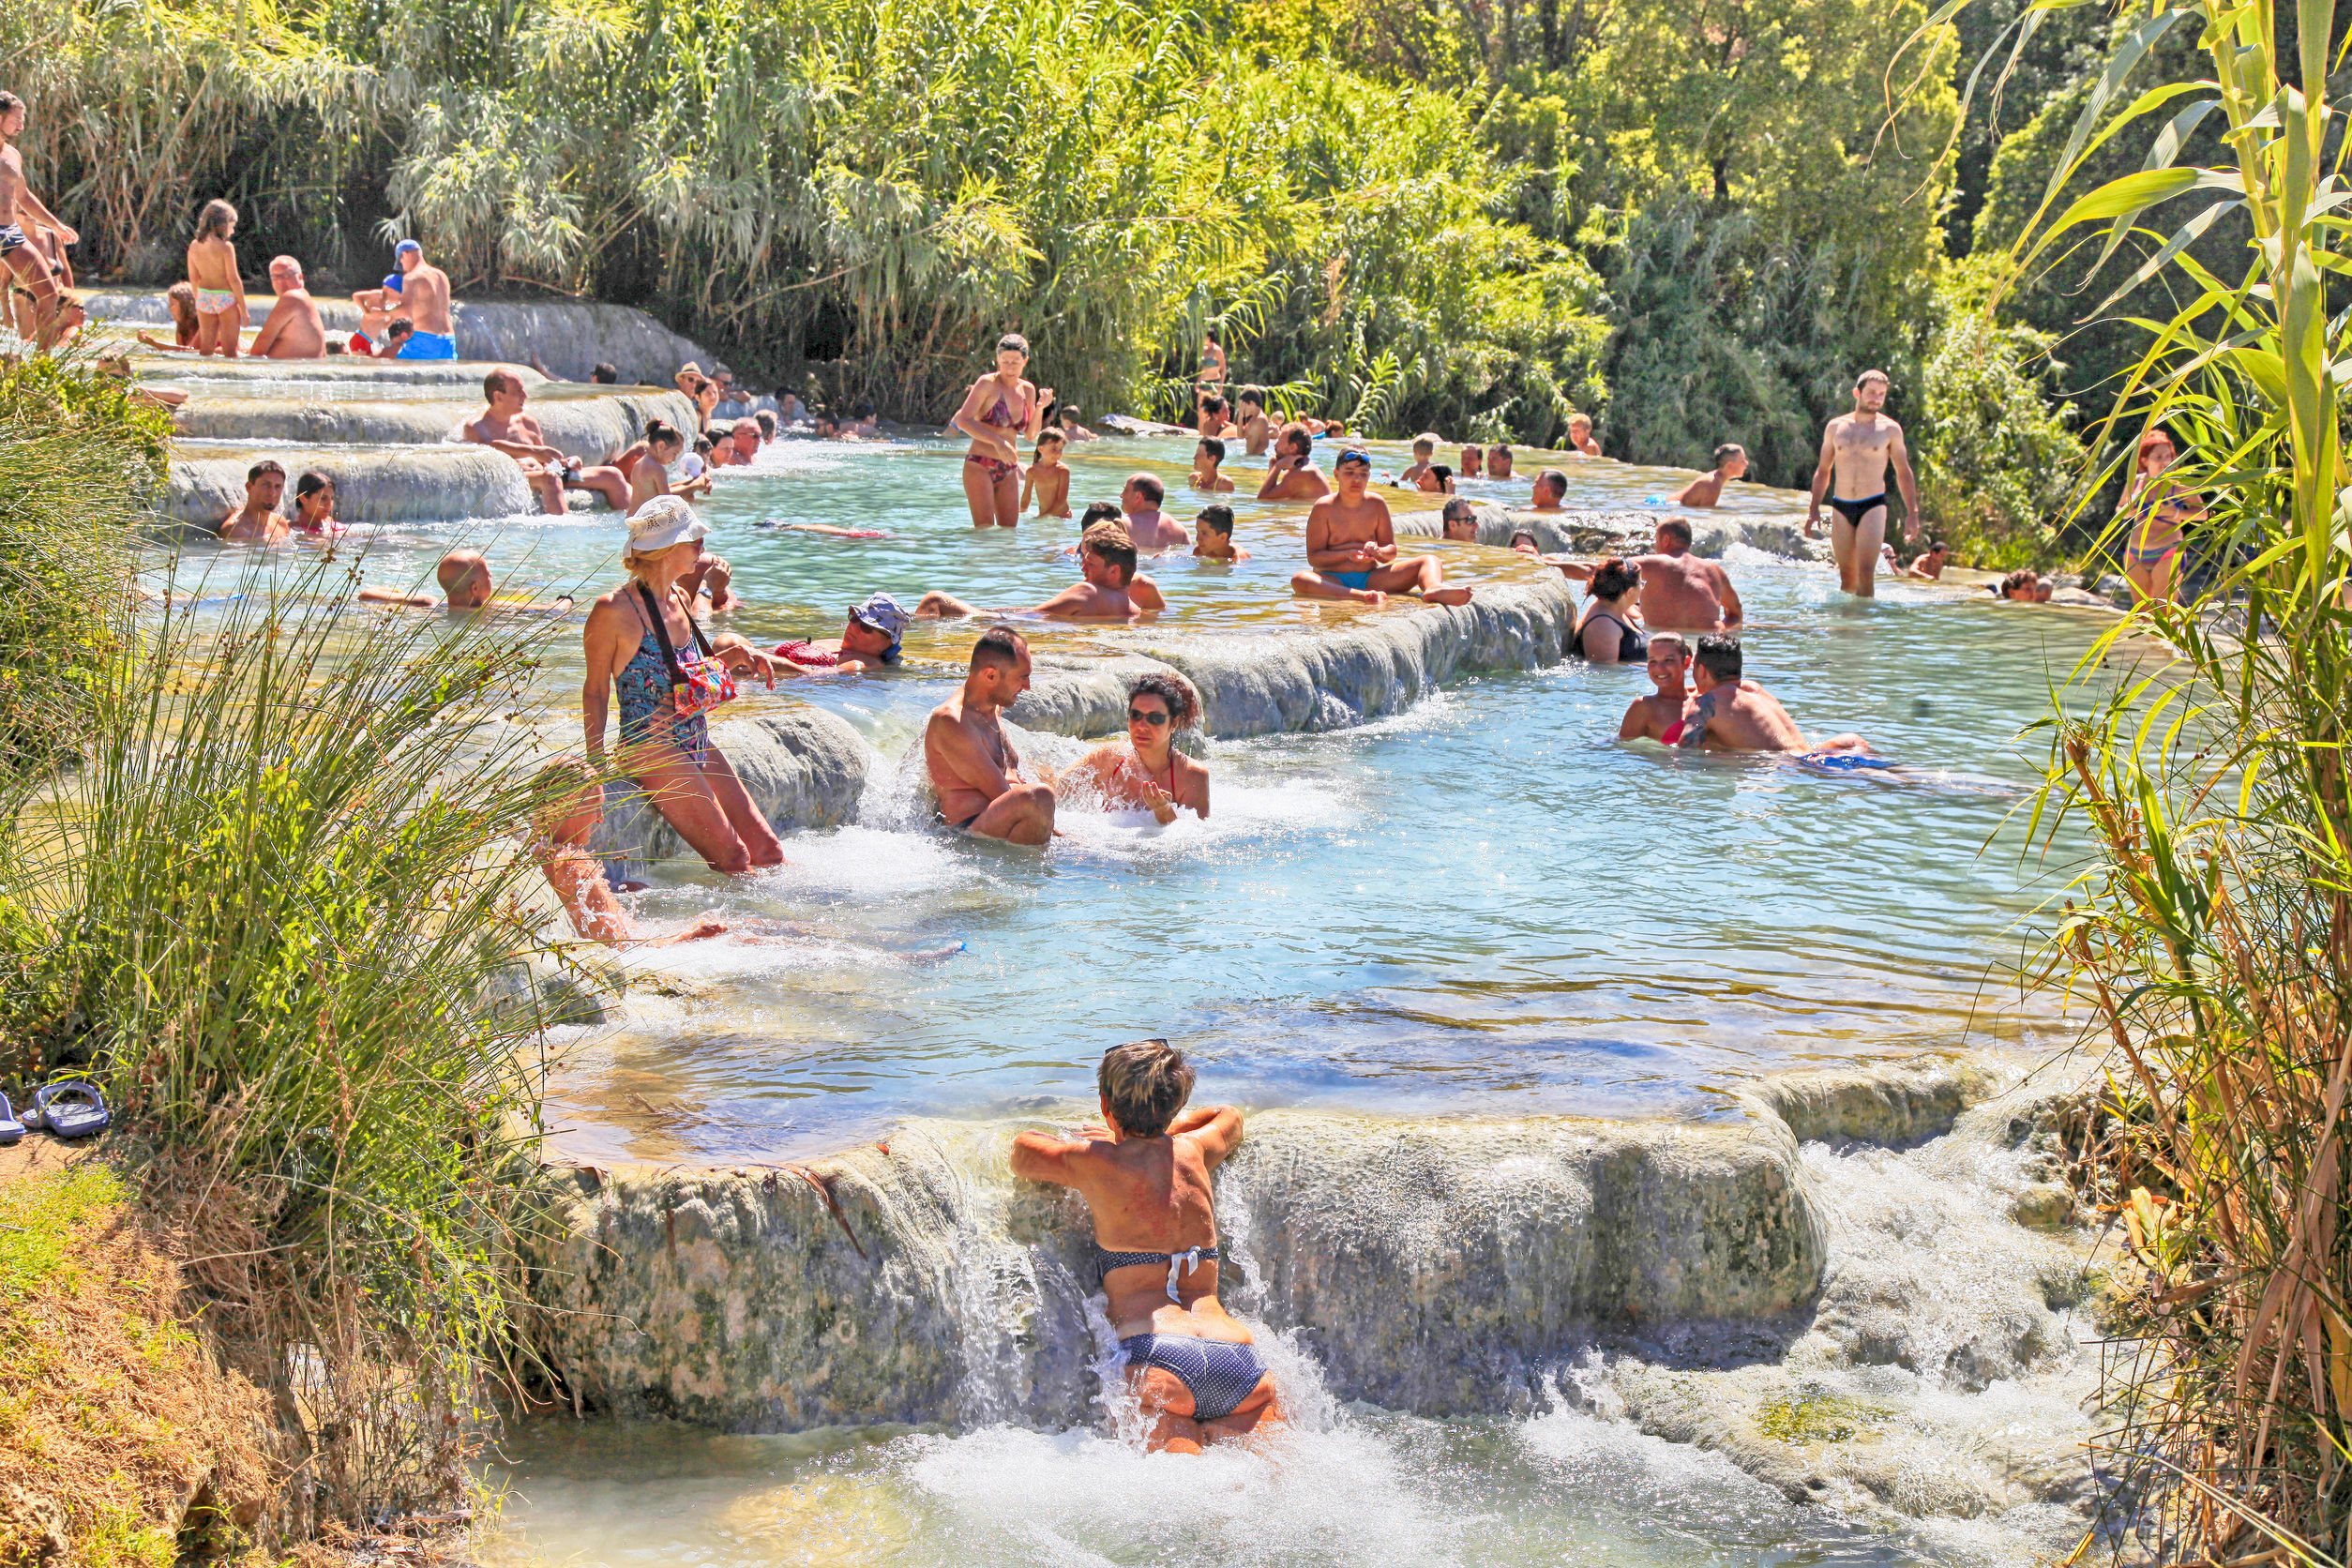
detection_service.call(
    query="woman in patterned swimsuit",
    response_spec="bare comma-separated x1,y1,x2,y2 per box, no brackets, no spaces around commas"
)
951,333,1053,529
581,498,790,875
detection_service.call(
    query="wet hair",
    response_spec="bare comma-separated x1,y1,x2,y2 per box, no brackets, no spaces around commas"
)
386,317,413,339
1428,464,1453,487
1712,443,1743,466
293,469,334,514
997,333,1031,356
1694,634,1742,682
196,199,238,240
1656,517,1695,548
324,339,347,354
1650,631,1688,659
1078,500,1123,531
1487,443,1510,459
1280,422,1314,458
1083,522,1139,581
1198,437,1225,464
1238,390,1263,410
1126,472,1165,506
1202,395,1227,417
1098,1038,1195,1138
1127,671,1199,730
1922,538,1948,554
1196,504,1234,535
754,410,778,438
245,459,285,484
1060,403,1084,421
1999,568,2040,599
1590,556,1641,600
1535,468,1568,499
1413,432,1439,453
693,435,714,457
1856,369,1890,389
1036,428,1066,449
0,92,23,118
971,625,1027,672
164,280,198,337
644,417,684,450
1327,420,1348,436
482,368,524,400
1509,529,1540,550
591,363,618,384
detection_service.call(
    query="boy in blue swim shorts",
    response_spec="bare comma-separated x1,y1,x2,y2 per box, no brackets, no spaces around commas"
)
1289,448,1472,609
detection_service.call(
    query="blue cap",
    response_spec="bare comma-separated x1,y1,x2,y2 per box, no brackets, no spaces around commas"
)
382,273,403,293
394,239,422,257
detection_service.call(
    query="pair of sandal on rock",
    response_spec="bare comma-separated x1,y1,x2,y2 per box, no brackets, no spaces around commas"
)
0,1081,109,1146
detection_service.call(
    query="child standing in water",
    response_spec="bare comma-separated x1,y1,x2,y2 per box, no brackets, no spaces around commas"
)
1021,429,1072,519
186,199,246,358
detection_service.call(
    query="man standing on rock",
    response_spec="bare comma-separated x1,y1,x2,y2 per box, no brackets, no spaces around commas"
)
925,626,1056,843
1554,518,1741,631
1805,369,1920,597
463,368,630,513
247,255,326,359
390,238,458,360
0,92,77,354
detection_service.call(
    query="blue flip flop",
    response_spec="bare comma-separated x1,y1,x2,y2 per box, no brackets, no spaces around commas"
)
33,1080,109,1140
0,1093,23,1147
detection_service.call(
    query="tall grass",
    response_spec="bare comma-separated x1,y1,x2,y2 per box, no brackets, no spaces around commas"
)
1949,0,2352,1553
0,551,582,1530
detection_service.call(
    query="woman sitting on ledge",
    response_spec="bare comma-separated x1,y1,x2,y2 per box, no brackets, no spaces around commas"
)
581,498,787,875
1012,1039,1285,1454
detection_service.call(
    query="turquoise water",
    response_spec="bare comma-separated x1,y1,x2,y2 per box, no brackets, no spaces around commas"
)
166,433,2113,1163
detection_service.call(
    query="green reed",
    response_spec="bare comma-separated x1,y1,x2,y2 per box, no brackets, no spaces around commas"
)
1929,0,2352,1555
0,549,588,1530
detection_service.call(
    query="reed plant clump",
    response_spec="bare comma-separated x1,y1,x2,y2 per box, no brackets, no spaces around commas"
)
0,551,588,1533
1968,0,2352,1553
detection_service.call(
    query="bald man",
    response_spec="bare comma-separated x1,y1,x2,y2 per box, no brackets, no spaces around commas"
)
247,255,325,360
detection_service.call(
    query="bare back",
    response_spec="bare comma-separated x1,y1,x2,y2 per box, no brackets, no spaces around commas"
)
402,263,454,335
1636,551,1737,630
1687,680,1808,752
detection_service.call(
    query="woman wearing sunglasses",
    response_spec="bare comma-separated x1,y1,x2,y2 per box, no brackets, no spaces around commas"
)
1058,672,1210,824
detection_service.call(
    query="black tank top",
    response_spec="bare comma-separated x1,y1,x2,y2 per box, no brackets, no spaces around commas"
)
1574,607,1648,663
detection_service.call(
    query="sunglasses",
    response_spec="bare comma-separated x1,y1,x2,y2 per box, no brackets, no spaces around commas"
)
1127,707,1171,726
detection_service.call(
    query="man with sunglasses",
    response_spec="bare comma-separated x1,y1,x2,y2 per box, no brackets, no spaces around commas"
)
1291,448,1472,608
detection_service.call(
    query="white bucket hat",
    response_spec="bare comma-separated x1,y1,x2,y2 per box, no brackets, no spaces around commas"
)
625,495,708,555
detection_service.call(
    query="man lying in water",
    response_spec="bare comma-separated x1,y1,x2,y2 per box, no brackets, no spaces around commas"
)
917,524,1152,621
772,591,909,673
357,549,576,612
1011,1038,1285,1454
1674,635,1874,759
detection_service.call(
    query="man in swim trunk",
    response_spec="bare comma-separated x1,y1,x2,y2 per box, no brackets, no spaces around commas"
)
0,93,78,353
389,239,459,359
1805,369,1920,597
1011,1038,1285,1454
924,626,1056,843
1291,449,1471,607
1551,518,1742,631
1674,636,1873,757
247,255,327,359
463,368,630,512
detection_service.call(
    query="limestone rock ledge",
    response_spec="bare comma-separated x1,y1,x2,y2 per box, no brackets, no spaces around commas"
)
588,706,869,884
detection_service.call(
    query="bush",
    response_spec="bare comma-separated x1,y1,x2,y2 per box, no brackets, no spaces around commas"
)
1913,263,2079,567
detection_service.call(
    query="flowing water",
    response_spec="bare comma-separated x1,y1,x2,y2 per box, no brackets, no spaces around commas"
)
153,410,2126,1565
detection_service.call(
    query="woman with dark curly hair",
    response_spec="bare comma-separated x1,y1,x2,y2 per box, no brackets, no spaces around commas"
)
1571,557,1649,664
1058,672,1210,823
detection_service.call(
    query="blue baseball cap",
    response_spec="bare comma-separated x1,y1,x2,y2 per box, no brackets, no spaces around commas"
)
394,239,422,258
381,273,403,293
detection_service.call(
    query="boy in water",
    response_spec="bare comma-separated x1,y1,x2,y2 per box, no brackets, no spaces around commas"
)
1567,413,1601,457
1458,443,1485,479
1670,444,1745,508
1191,437,1235,493
1021,429,1072,519
1399,433,1440,488
1291,449,1472,607
1193,505,1249,562
1236,390,1274,456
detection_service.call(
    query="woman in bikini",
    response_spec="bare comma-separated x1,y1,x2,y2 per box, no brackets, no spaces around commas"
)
1057,673,1210,823
580,498,788,875
951,333,1051,529
185,200,245,358
2119,425,2205,608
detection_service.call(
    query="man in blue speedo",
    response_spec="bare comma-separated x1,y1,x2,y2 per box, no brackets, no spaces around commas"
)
1011,1039,1288,1454
390,239,459,360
